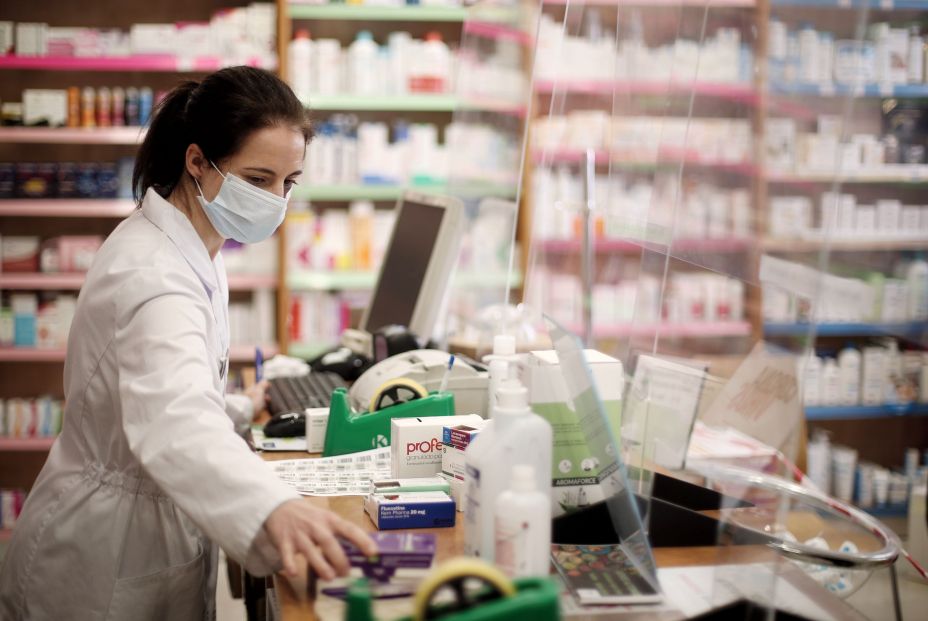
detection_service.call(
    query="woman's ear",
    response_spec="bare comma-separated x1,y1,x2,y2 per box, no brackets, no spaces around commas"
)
185,144,208,182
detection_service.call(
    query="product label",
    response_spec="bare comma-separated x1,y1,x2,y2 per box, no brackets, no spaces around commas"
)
463,465,481,556
494,515,528,577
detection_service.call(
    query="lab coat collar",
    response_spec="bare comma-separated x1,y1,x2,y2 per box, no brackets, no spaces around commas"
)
141,187,219,296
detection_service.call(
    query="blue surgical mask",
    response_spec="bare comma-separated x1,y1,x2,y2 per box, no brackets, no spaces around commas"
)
194,161,289,244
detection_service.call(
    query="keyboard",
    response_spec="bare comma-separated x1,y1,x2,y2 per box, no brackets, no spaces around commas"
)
267,372,347,416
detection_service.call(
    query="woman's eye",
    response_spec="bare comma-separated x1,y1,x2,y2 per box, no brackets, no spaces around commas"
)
248,176,266,186
284,180,297,192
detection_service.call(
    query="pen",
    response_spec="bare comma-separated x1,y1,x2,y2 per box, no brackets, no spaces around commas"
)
255,346,264,382
438,354,455,394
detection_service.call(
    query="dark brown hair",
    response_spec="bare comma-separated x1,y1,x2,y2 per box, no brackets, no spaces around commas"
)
133,66,311,202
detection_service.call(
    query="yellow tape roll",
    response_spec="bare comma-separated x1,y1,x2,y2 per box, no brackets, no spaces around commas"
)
368,377,429,413
412,557,516,621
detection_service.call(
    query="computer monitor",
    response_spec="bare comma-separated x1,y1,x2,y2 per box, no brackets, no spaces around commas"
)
344,191,463,354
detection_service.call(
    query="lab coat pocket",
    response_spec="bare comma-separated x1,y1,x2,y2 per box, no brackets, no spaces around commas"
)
105,546,206,621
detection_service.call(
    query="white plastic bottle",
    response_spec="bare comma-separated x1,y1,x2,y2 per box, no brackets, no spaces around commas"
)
906,255,928,320
908,25,924,84
348,31,379,96
801,354,823,406
837,346,861,406
287,29,313,101
463,379,552,561
482,334,517,419
494,464,552,578
414,31,451,93
313,39,342,95
822,358,841,406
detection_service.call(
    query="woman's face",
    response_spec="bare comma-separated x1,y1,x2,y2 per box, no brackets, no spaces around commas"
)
197,125,305,200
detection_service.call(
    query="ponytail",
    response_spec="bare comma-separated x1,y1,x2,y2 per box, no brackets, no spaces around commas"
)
132,67,312,203
132,81,197,203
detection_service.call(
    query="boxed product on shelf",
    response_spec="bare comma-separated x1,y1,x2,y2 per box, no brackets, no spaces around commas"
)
769,19,926,88
228,290,275,347
0,396,63,439
1,236,41,272
286,205,395,272
288,291,355,350
0,489,27,530
0,293,76,349
22,89,68,127
2,4,276,67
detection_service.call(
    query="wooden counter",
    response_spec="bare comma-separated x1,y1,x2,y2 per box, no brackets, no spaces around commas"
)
259,451,867,621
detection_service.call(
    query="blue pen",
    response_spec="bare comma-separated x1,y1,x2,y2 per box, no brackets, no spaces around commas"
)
438,355,455,394
255,346,264,382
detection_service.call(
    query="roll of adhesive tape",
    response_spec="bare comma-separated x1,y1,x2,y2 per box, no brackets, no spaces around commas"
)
412,557,516,621
368,377,429,413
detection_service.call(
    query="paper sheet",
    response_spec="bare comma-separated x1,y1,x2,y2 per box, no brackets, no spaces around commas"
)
251,426,307,452
269,447,392,496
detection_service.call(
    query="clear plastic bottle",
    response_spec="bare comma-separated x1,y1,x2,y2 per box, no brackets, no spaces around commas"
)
494,464,552,578
463,379,552,561
287,29,313,101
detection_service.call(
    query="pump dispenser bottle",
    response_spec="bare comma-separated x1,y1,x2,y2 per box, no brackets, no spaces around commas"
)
494,464,552,578
463,379,552,561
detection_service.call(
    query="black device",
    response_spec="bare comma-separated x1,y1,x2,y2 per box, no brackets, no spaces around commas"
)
309,347,372,382
263,412,306,438
263,372,348,438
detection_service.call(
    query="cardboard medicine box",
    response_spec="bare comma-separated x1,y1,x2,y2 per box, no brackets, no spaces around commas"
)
390,414,484,478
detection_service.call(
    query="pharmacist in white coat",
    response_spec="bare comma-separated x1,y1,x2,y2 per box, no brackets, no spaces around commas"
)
0,67,376,621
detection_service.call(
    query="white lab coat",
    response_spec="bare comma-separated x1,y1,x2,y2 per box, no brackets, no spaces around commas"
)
0,188,300,621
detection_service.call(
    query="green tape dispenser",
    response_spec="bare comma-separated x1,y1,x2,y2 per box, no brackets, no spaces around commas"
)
345,557,560,621
322,378,455,457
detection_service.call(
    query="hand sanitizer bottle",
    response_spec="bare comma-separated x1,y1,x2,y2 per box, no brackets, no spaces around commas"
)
494,464,552,578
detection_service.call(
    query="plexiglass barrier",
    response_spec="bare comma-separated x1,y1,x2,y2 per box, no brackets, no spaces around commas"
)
526,0,927,618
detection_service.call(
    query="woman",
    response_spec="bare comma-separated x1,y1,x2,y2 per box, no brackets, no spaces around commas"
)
0,67,376,620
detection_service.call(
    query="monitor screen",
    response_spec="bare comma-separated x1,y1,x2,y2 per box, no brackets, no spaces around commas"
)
363,198,446,333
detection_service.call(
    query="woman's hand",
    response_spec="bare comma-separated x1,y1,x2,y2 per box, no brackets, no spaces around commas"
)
264,498,377,580
245,380,269,419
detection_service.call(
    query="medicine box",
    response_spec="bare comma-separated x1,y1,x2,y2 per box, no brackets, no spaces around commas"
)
390,414,484,478
369,477,450,495
441,421,485,481
304,407,329,454
364,492,456,530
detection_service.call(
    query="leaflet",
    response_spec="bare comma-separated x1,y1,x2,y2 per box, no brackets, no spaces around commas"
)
270,447,392,496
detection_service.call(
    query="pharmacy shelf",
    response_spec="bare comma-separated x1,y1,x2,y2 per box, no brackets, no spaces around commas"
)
288,4,468,22
292,183,516,201
462,20,532,46
288,270,521,291
771,82,928,98
288,270,376,291
763,322,927,338
762,238,928,252
0,437,57,451
288,343,333,360
0,273,86,290
304,94,459,112
0,348,67,362
0,127,145,144
806,403,928,420
0,345,276,363
535,149,757,175
534,80,756,101
767,168,928,184
580,321,752,339
543,0,755,6
0,55,269,72
0,272,276,291
770,0,928,9
0,199,136,218
538,237,753,254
